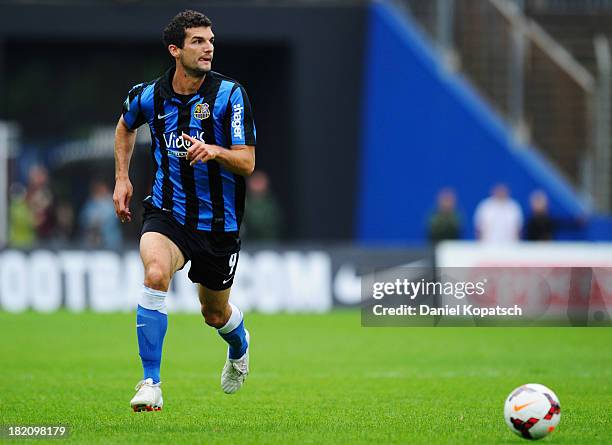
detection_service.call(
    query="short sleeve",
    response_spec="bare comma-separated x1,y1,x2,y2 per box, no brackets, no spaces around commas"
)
121,83,146,130
227,85,256,146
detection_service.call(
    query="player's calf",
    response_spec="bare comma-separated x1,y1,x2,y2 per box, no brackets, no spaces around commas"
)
197,285,249,393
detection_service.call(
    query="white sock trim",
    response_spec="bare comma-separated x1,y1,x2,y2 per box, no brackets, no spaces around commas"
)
139,285,168,315
218,303,243,334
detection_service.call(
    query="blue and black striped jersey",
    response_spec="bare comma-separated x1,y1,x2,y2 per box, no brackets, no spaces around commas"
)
122,68,256,232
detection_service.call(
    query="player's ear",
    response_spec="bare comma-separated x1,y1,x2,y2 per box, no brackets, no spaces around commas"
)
168,44,181,58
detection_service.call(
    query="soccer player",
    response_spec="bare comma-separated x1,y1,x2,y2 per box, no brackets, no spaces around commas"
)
113,10,256,412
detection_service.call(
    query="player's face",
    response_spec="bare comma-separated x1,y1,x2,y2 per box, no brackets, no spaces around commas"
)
179,27,214,76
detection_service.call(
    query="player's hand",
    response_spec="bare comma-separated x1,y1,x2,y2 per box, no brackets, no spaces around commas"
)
182,133,221,166
113,177,133,223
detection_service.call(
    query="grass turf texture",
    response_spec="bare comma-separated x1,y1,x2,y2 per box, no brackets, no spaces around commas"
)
0,311,610,444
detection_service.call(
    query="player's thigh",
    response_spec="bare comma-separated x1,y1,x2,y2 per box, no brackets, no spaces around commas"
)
140,231,185,279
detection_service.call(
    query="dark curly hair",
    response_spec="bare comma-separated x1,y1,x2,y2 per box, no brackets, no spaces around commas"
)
163,10,212,48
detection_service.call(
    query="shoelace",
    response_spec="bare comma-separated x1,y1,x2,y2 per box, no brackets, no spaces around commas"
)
230,361,248,375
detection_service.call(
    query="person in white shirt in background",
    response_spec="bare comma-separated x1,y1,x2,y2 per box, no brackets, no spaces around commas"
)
474,184,523,243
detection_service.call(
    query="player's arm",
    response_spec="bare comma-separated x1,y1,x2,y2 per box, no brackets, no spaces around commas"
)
183,134,255,176
113,116,137,223
114,84,147,223
185,84,257,176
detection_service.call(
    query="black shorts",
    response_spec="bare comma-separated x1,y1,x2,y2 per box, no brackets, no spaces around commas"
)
141,200,241,290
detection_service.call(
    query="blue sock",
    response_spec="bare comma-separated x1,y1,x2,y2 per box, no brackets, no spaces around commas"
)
219,320,248,359
218,303,248,359
137,304,167,384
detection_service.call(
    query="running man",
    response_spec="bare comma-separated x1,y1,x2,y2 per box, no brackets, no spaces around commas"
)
113,10,256,412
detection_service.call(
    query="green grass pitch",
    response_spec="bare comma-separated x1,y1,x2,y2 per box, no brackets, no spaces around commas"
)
0,311,610,444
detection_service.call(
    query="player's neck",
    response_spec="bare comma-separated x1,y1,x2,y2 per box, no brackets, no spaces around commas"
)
172,65,206,95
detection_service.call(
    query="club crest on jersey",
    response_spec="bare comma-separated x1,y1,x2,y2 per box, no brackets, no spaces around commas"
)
193,103,210,120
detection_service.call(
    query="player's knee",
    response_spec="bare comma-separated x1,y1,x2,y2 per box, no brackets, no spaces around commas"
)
144,263,171,291
201,306,227,328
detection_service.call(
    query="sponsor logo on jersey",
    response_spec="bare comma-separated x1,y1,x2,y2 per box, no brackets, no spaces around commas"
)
163,131,205,157
232,103,244,140
193,102,210,120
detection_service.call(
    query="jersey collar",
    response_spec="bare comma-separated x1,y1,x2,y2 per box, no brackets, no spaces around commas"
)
159,67,212,101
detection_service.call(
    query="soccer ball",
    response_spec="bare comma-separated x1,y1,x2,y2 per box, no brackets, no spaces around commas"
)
504,383,561,440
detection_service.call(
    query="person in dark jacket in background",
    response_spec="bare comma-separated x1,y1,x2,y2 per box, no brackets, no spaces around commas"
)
525,190,585,241
428,188,462,243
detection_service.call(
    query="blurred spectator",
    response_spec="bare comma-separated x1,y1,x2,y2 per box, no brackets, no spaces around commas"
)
8,183,35,248
79,180,121,249
427,188,462,242
25,165,56,241
525,190,555,241
55,201,75,243
474,184,523,243
243,171,282,241
525,190,585,241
